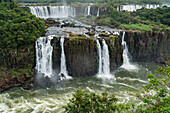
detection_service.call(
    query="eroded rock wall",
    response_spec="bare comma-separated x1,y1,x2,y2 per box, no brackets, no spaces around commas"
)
53,36,123,77
125,31,170,63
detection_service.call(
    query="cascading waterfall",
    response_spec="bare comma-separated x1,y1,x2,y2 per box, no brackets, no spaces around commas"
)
96,39,114,79
59,37,72,79
96,39,102,75
29,6,76,18
102,39,110,75
121,31,137,70
84,5,91,16
35,36,53,77
97,8,100,16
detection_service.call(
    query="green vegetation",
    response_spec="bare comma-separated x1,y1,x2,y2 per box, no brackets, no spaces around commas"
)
133,6,170,26
0,0,45,77
68,35,92,40
95,5,170,31
0,0,45,49
120,24,152,31
63,90,133,113
64,66,170,112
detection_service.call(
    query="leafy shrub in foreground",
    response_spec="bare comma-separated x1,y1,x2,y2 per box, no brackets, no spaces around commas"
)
64,65,170,113
135,65,170,112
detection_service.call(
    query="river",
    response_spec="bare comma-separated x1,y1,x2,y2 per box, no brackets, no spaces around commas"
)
0,62,161,113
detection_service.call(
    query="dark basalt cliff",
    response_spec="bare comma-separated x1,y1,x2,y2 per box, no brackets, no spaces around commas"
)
53,36,123,77
125,31,170,63
0,30,169,92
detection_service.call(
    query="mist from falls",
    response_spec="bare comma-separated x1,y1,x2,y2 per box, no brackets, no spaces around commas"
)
29,6,76,18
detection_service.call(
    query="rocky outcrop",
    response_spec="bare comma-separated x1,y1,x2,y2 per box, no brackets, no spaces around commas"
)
125,30,170,64
53,36,123,77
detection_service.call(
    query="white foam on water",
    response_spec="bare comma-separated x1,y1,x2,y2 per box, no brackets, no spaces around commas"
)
117,77,148,84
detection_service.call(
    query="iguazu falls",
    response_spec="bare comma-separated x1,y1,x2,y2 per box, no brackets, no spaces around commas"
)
0,0,169,112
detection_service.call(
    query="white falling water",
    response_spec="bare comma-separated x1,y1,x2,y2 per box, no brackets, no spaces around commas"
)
102,39,110,75
59,37,72,80
29,6,76,18
96,39,115,79
84,5,91,16
121,31,137,70
97,8,100,16
35,36,53,77
117,4,161,12
96,39,102,75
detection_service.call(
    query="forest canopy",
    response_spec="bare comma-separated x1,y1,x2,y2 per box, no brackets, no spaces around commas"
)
0,0,45,49
15,0,170,4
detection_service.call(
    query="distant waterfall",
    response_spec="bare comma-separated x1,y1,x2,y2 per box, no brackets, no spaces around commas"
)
59,37,72,79
121,32,137,70
117,4,161,12
35,36,53,77
29,6,76,18
97,8,100,16
84,5,91,16
96,39,114,79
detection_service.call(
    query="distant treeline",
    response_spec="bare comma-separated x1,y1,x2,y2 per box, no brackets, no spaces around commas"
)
15,0,170,4
95,5,170,31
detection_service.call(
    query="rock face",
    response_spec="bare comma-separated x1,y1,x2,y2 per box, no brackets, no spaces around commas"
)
53,36,123,77
0,30,169,91
125,31,170,63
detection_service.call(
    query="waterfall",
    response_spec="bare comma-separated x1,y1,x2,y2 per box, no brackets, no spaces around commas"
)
35,36,53,77
59,37,72,79
97,8,100,16
96,39,114,79
102,39,110,75
87,6,91,15
84,5,91,16
121,32,137,70
29,6,76,18
96,40,102,75
118,4,162,12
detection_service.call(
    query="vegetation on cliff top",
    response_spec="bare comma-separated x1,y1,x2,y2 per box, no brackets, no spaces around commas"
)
0,0,45,49
64,65,170,112
0,0,45,78
96,5,170,31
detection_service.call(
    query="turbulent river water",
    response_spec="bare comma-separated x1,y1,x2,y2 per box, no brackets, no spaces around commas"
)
0,62,161,113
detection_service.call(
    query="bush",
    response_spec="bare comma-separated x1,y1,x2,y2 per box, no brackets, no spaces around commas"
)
135,65,170,112
63,65,170,112
63,90,134,113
